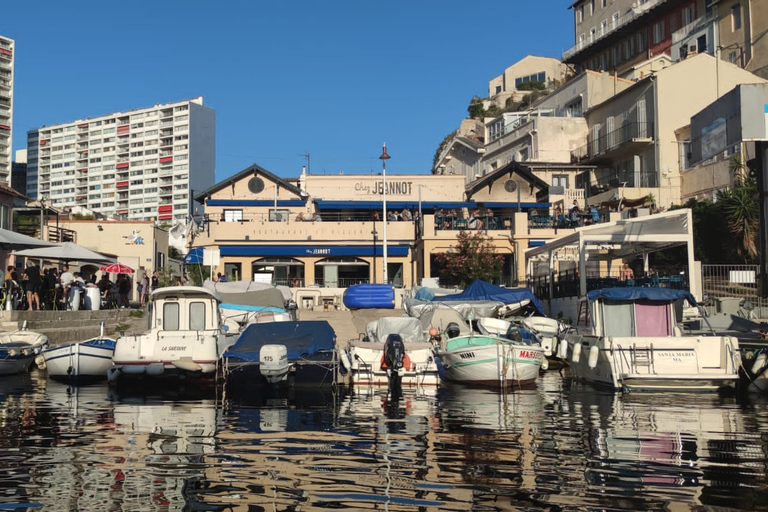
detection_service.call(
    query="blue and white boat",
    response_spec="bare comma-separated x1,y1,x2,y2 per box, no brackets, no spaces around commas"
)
43,323,116,383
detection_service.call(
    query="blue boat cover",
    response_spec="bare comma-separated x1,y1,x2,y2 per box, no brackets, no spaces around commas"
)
414,287,435,300
438,280,546,315
343,284,395,309
586,287,697,305
224,321,336,362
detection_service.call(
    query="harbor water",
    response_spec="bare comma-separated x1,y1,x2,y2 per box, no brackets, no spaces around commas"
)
1,369,768,511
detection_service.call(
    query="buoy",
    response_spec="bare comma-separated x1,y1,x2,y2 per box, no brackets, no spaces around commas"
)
35,354,46,370
559,340,569,359
588,345,599,369
541,358,549,371
107,366,120,384
340,350,352,371
571,345,581,364
751,352,768,375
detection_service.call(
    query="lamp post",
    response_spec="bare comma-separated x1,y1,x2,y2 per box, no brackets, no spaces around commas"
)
379,143,391,285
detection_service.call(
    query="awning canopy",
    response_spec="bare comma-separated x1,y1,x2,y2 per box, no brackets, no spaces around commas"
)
184,247,204,264
313,200,475,210
525,209,700,299
206,200,306,207
220,244,410,258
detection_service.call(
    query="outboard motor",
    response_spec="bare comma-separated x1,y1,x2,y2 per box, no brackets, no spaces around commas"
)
285,299,298,321
382,334,407,399
505,325,524,343
445,322,461,339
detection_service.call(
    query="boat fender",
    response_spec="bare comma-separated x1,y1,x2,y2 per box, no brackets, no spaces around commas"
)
558,340,569,359
34,354,46,370
340,350,352,372
751,352,768,376
541,358,549,371
107,366,121,384
146,363,166,376
571,344,581,364
172,359,202,373
22,348,32,357
588,346,599,369
8,348,18,357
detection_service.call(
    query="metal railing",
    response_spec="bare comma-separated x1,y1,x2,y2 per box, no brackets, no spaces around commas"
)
701,264,761,316
572,122,654,163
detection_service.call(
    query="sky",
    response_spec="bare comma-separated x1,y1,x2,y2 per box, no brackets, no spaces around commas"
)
2,1,574,182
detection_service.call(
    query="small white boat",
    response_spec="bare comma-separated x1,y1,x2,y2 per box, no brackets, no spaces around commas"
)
435,330,545,388
347,316,440,388
0,328,49,375
43,323,116,383
110,286,234,387
559,288,741,392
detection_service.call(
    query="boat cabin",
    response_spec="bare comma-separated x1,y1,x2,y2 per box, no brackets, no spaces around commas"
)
149,286,222,333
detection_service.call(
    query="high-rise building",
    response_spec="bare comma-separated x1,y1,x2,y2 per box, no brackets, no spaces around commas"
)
0,35,14,184
26,96,215,222
12,149,26,196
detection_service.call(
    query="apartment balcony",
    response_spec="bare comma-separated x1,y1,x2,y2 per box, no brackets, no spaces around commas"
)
572,122,653,165
563,0,670,63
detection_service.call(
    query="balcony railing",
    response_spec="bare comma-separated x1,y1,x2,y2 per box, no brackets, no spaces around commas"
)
572,121,653,163
563,0,661,60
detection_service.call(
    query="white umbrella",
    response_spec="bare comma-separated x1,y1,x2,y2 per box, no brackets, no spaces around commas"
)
0,228,57,251
13,241,117,264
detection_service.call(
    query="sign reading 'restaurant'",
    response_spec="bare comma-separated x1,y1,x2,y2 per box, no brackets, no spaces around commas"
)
355,181,414,196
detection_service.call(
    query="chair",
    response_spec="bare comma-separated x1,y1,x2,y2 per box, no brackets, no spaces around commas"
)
455,218,468,230
556,214,565,228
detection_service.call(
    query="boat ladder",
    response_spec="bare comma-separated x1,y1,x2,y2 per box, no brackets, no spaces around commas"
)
630,343,655,374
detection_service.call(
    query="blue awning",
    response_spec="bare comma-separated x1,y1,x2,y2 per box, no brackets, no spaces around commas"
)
207,200,306,207
483,202,551,208
184,247,204,264
220,244,410,257
528,240,546,247
314,200,475,210
586,287,696,305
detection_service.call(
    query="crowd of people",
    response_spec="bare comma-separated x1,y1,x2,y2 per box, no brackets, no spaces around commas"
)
1,263,161,311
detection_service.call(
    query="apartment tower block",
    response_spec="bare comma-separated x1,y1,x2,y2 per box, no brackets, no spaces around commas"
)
0,35,14,184
26,96,215,222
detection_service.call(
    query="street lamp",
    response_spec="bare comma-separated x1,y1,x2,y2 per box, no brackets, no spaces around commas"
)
379,143,390,285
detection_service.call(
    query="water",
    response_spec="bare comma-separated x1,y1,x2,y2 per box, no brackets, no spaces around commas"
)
1,370,768,511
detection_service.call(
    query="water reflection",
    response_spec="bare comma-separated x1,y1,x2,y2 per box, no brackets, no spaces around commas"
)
0,371,767,510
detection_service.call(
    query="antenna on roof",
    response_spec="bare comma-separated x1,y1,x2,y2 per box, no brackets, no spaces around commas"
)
299,153,310,175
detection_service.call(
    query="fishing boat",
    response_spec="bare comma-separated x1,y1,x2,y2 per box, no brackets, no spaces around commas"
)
43,323,116,383
0,327,49,375
346,316,440,388
109,286,235,387
558,288,742,392
433,319,545,388
222,320,339,388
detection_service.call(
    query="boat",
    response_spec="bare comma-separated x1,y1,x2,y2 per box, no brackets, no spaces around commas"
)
0,327,49,376
433,318,545,389
219,303,292,334
109,286,235,387
343,283,395,309
346,316,440,388
222,320,340,388
43,323,116,383
558,287,742,392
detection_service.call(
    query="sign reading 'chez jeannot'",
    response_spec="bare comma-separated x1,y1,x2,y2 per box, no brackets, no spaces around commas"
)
355,181,414,196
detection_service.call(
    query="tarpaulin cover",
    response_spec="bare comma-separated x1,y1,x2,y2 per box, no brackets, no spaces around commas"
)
224,321,336,362
438,280,546,315
586,287,697,305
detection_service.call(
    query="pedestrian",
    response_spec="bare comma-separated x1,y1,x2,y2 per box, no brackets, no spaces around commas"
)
23,262,41,311
139,272,149,307
151,270,159,291
118,274,131,308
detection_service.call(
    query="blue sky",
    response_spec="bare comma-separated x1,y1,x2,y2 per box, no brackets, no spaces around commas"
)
3,1,574,181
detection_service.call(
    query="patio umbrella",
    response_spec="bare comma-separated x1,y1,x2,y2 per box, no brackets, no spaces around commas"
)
13,241,117,264
0,228,57,251
100,263,134,274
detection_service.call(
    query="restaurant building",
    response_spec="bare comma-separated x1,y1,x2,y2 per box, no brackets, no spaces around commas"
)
191,163,579,289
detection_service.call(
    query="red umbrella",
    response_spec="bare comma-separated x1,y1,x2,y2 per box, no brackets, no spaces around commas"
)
100,263,135,274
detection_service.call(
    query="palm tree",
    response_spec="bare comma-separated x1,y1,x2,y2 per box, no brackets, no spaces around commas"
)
718,179,759,262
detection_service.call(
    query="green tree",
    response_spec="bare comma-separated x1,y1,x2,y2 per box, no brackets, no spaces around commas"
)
467,96,485,119
156,266,178,287
718,178,759,263
434,231,504,287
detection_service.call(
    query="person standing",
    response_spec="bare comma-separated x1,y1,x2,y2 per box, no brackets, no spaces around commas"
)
139,272,149,307
151,270,159,291
118,274,131,308
23,262,42,311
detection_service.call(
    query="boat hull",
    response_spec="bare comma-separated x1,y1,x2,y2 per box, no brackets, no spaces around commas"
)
0,331,49,376
347,340,439,388
437,335,544,388
563,335,741,392
44,338,116,383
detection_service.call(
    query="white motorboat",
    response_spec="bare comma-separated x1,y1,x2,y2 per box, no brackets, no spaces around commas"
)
109,286,234,387
435,327,545,388
346,316,440,388
43,323,116,383
0,328,49,375
559,288,741,392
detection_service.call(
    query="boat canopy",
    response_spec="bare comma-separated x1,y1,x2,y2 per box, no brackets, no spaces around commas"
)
365,317,424,344
223,321,336,362
438,280,546,315
586,287,697,306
